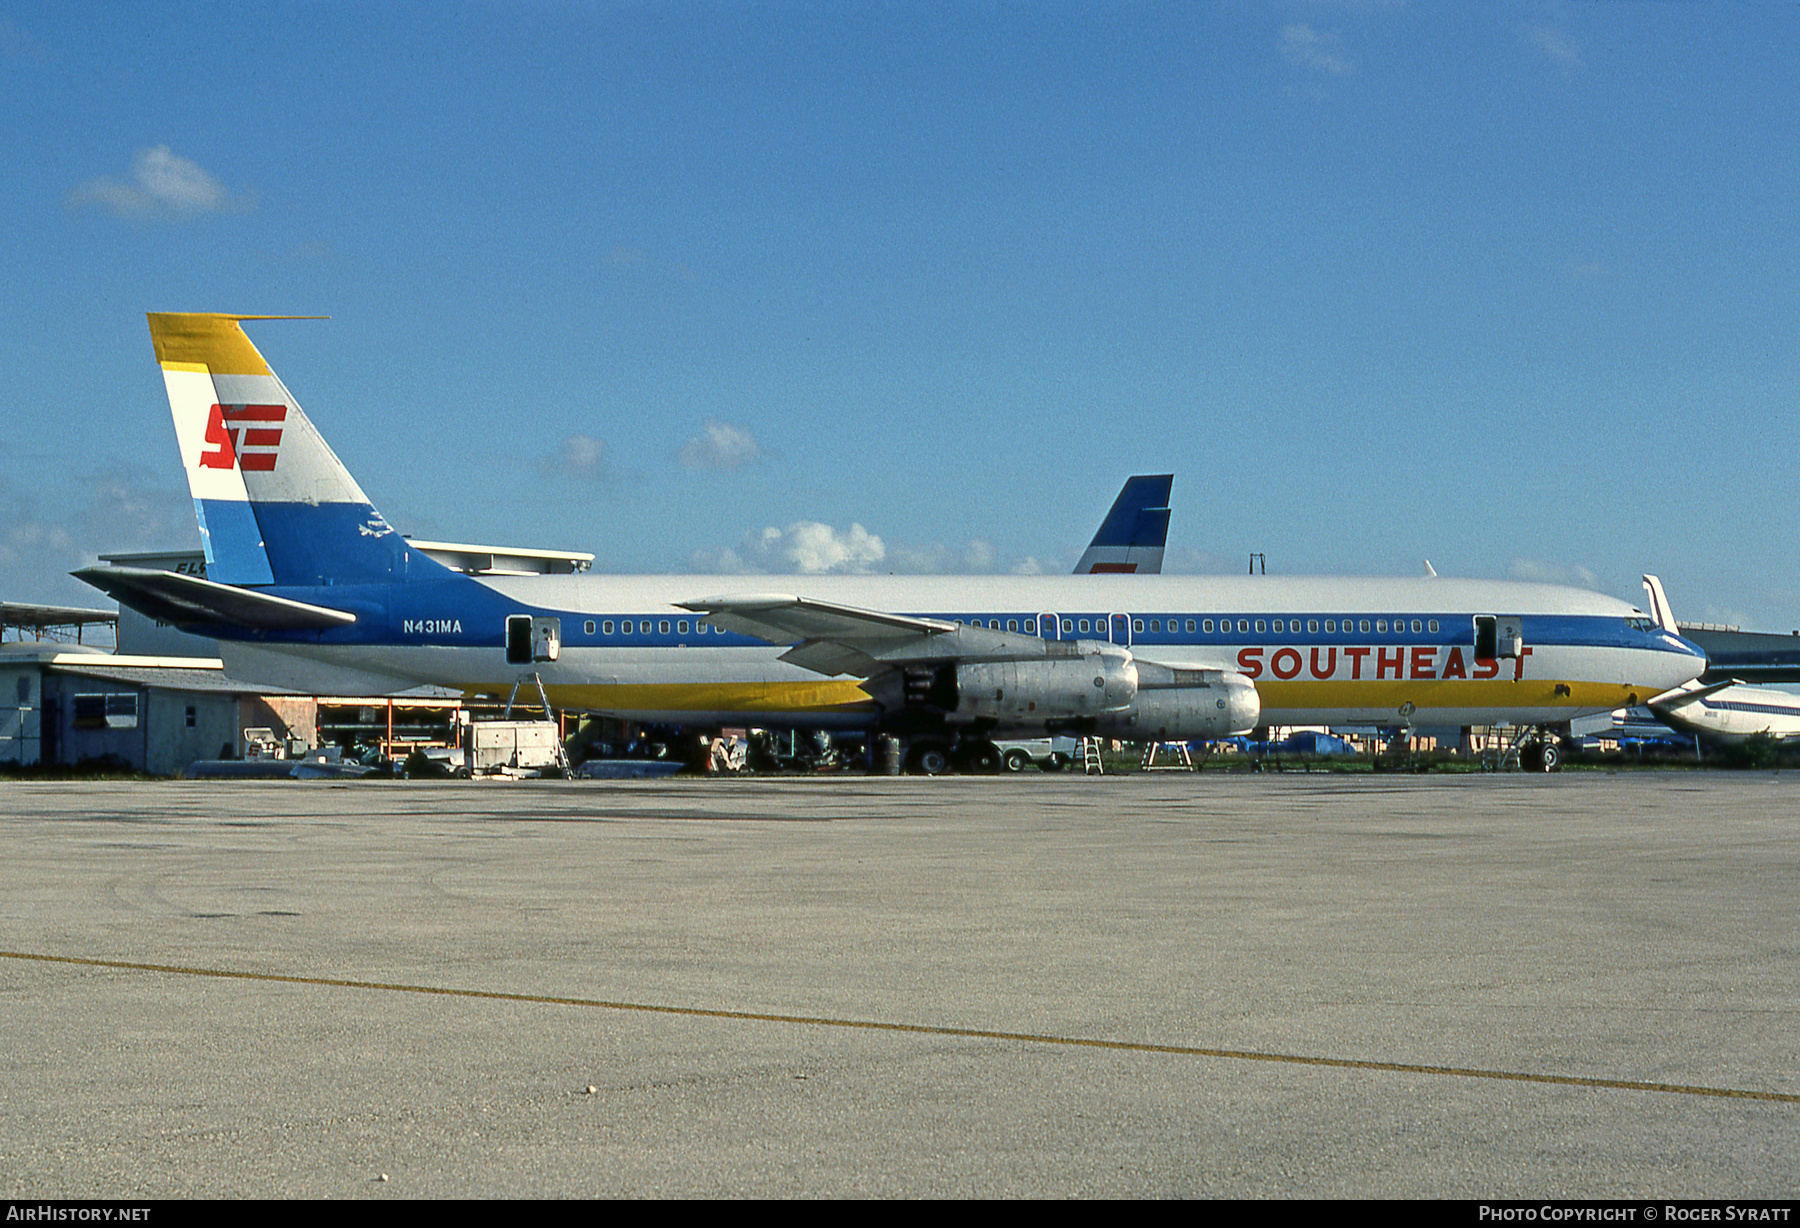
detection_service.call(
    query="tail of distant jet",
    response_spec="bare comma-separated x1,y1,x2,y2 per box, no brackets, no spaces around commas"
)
146,313,425,589
1642,574,1678,633
1074,475,1172,574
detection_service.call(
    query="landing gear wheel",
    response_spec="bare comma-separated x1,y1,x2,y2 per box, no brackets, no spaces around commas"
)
1520,743,1544,772
956,740,1002,775
1002,748,1031,773
1043,754,1069,772
1537,740,1563,773
907,741,951,776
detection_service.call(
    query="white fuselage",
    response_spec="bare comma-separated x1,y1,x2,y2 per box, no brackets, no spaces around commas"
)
1650,681,1800,744
220,570,1706,731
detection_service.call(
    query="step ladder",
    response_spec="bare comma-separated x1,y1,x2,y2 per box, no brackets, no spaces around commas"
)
503,672,573,776
1139,741,1194,770
1081,737,1105,775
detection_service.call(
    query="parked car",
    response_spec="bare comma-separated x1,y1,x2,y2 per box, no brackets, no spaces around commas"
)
992,736,1080,772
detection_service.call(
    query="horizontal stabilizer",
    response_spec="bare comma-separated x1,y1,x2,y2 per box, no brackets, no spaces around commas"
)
72,565,357,631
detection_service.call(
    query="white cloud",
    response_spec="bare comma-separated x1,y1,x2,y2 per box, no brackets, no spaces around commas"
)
886,539,1003,575
1281,24,1354,75
539,435,605,482
68,146,250,220
1508,558,1600,590
678,420,761,471
772,521,884,573
689,521,885,575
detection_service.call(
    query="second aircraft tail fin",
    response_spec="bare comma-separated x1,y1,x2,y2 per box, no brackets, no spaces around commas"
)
1642,574,1679,633
1074,474,1173,575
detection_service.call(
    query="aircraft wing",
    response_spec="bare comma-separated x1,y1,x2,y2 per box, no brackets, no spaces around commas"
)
72,565,357,632
679,594,1086,676
1646,679,1739,712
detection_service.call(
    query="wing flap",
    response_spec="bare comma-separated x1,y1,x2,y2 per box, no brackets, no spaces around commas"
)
682,593,1095,676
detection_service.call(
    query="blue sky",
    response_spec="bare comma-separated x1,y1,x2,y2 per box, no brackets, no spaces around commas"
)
3,2,1798,631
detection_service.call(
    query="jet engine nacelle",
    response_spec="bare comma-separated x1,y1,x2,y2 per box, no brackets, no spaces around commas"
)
1092,665,1261,741
951,646,1139,726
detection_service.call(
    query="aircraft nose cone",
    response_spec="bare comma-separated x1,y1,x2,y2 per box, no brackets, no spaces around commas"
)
1656,635,1707,691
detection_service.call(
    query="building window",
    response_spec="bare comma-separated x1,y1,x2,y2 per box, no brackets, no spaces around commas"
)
185,705,197,728
74,693,137,730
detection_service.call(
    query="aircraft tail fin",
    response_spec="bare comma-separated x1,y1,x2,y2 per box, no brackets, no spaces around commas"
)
1074,475,1172,574
1642,574,1679,633
148,313,432,588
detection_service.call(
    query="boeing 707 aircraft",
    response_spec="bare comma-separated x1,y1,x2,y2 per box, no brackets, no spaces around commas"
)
74,314,1706,772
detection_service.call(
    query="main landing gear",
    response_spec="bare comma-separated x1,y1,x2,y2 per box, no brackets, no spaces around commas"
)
903,736,1003,775
1482,726,1569,772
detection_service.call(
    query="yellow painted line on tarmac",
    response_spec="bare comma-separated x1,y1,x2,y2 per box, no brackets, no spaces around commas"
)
5,949,1795,1105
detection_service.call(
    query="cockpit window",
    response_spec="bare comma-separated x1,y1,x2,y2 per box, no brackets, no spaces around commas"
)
1626,617,1656,633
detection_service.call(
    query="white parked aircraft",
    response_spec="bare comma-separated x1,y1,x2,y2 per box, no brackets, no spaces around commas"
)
74,314,1707,772
1647,680,1800,746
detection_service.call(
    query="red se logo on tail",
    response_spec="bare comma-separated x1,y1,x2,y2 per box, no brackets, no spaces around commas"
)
198,404,288,471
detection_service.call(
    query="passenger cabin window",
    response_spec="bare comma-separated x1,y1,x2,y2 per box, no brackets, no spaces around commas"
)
584,620,596,635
